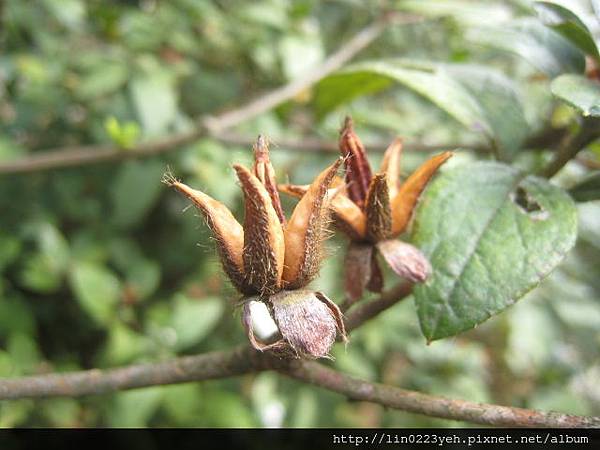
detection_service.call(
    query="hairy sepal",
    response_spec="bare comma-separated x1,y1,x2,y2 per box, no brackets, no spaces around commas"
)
391,151,453,236
165,177,247,293
234,164,285,296
339,116,372,208
282,158,341,289
344,242,373,304
365,173,392,242
279,183,367,241
379,138,403,199
377,239,431,283
252,135,286,225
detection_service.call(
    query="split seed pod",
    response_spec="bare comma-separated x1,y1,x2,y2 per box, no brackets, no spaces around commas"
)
280,117,453,305
164,137,347,359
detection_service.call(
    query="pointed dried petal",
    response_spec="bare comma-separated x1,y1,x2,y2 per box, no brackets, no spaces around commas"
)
343,242,373,304
365,173,392,242
377,239,431,283
270,289,338,359
391,151,453,236
234,164,285,296
279,183,367,241
282,158,341,289
379,138,403,199
252,135,286,225
339,116,372,209
366,254,384,293
164,176,247,293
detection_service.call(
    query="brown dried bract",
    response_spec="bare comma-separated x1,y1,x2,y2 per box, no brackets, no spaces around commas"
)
339,116,373,209
234,164,285,296
391,151,453,235
283,158,342,289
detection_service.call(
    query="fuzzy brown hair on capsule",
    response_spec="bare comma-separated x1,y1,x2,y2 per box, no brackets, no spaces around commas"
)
163,136,347,359
280,116,453,306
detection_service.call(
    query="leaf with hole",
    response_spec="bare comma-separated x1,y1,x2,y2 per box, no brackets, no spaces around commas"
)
412,162,577,341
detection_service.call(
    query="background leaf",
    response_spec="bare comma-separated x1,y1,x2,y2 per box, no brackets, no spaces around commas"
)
569,172,600,202
69,262,121,325
534,1,600,62
170,294,224,350
110,160,166,228
315,61,528,158
412,162,577,341
469,19,585,77
551,74,600,117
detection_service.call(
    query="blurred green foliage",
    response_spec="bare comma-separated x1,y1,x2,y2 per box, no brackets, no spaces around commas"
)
0,0,599,427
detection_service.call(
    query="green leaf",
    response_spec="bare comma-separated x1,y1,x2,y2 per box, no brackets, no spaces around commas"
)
551,74,600,117
170,294,224,350
104,116,141,149
314,71,393,119
315,61,528,158
469,19,586,77
69,262,121,325
0,233,22,273
412,162,577,341
76,61,129,100
569,172,600,202
16,223,71,294
278,33,324,80
399,0,512,26
0,297,35,337
109,387,163,427
130,70,178,135
444,65,529,158
110,160,165,228
102,322,147,364
18,253,63,293
534,1,600,62
125,258,161,300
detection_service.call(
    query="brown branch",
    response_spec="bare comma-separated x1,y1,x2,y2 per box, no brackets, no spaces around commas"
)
0,283,411,400
0,345,261,400
0,14,421,176
281,361,600,428
539,117,600,178
4,342,596,427
343,281,413,329
0,285,597,428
